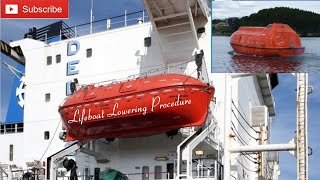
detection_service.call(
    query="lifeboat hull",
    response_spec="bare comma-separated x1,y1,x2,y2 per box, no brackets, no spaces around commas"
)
58,74,214,141
231,43,305,57
230,23,305,57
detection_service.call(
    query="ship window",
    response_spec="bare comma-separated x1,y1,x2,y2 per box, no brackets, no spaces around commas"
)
9,144,13,161
44,131,50,140
56,54,61,63
17,123,24,133
281,25,285,28
154,166,162,179
0,125,4,134
84,168,90,179
266,25,273,28
94,168,100,180
86,48,92,58
5,124,15,134
142,166,149,180
47,56,52,65
45,93,51,102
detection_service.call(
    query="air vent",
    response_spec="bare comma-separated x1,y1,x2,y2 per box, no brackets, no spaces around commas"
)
250,106,269,127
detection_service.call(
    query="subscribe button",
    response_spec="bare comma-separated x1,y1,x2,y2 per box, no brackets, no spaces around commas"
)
1,0,69,19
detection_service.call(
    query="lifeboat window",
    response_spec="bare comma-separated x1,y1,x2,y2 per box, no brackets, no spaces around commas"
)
266,25,273,28
47,56,52,65
45,93,51,102
44,131,50,140
281,25,285,28
87,48,92,58
9,144,13,161
154,166,162,179
142,166,149,180
56,54,61,63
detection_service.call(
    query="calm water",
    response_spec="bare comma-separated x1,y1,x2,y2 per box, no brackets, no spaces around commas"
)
212,36,320,73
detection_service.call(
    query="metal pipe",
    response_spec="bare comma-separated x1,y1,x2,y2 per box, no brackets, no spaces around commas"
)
223,74,232,180
229,144,296,153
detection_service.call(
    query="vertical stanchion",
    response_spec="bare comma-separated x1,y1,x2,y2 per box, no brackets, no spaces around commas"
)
125,10,127,26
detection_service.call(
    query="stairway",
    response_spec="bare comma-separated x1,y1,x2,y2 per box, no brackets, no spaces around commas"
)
297,73,308,180
143,0,210,63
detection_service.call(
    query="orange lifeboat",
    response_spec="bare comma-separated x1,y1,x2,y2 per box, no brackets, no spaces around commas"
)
58,74,214,141
230,23,305,56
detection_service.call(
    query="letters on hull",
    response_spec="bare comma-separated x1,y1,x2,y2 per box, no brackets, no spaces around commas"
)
58,74,215,141
230,23,305,57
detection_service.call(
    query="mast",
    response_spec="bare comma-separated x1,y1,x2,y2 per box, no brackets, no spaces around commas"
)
296,73,308,180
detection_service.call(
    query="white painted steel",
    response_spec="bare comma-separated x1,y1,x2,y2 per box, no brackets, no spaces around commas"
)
229,144,296,153
223,74,232,180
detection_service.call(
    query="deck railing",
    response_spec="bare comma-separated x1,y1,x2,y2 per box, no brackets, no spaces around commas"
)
44,10,149,44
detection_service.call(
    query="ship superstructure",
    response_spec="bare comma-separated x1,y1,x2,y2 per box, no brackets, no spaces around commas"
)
0,1,293,180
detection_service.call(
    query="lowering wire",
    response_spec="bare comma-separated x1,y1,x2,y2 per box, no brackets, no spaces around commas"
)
236,158,258,173
241,153,258,164
231,121,259,160
231,100,260,134
231,110,259,140
240,155,259,171
231,122,250,145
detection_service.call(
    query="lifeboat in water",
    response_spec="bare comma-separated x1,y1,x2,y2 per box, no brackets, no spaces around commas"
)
58,74,214,141
230,23,305,57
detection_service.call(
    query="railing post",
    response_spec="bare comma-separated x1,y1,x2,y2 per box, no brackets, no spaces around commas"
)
107,19,111,30
59,29,62,41
74,26,77,37
45,33,47,43
215,160,218,179
125,10,127,26
142,10,145,23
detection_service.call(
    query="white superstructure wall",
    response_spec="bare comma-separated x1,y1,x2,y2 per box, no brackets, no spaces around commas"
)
0,17,276,180
1,19,210,169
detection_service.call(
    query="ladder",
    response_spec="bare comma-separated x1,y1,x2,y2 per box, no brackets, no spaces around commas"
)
143,0,209,63
296,73,308,180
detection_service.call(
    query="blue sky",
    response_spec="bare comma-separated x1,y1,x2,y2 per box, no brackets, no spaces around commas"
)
1,1,319,179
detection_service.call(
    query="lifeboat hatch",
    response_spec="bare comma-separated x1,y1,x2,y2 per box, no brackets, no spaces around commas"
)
84,91,96,100
120,80,139,93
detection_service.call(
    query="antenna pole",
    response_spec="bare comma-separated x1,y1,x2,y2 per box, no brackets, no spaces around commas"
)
90,0,93,34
